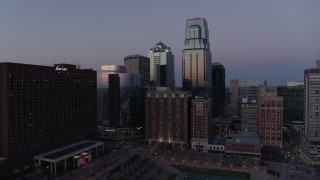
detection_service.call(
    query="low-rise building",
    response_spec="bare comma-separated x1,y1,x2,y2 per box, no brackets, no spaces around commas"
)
224,134,261,160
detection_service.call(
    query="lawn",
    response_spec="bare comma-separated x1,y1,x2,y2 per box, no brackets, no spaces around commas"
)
172,165,250,179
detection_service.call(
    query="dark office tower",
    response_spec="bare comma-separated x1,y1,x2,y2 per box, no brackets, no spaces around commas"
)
212,63,225,117
124,54,150,85
108,74,120,127
182,18,212,94
0,63,97,176
148,42,175,90
277,82,304,125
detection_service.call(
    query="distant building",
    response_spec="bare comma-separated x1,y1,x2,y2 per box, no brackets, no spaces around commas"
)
191,93,211,152
182,18,212,94
124,54,150,85
286,81,304,87
211,118,233,136
228,79,239,117
145,88,192,146
99,65,128,126
241,98,258,135
277,85,304,125
238,79,264,99
300,60,320,166
212,63,225,118
0,63,97,176
108,74,121,127
258,86,283,152
148,42,175,90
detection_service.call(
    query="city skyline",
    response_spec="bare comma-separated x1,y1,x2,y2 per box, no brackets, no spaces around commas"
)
0,1,320,86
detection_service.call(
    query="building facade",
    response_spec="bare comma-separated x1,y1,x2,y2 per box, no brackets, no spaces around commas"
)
145,88,191,146
277,85,304,125
108,74,120,127
258,86,283,151
241,98,258,135
191,93,211,152
0,63,97,176
182,18,212,94
212,62,225,118
224,134,261,160
300,61,320,166
148,42,175,90
124,54,150,85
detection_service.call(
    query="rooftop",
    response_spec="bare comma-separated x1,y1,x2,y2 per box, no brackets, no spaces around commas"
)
226,134,260,145
34,140,103,162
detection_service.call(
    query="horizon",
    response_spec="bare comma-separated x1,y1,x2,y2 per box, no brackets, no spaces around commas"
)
1,1,319,86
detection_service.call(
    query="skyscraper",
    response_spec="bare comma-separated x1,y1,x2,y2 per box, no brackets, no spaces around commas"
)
277,83,304,125
99,65,128,126
300,61,320,166
148,42,175,90
212,62,225,117
124,54,150,85
0,63,97,176
182,18,212,94
108,74,120,127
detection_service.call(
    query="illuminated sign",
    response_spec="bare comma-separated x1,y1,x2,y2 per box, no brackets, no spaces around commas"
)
55,67,68,71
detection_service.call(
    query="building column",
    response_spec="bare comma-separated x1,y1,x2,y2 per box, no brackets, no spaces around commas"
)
54,162,57,175
64,159,67,173
50,162,53,174
39,160,41,173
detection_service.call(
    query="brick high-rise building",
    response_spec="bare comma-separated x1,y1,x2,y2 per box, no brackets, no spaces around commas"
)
0,63,97,176
191,93,211,152
145,87,191,146
258,85,283,152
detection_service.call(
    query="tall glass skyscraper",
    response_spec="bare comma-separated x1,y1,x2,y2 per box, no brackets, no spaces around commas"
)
148,42,175,90
182,18,212,94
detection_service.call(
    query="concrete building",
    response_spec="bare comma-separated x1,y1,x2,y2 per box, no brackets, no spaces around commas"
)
124,54,150,85
228,79,239,117
300,60,320,166
145,87,192,146
0,63,97,177
241,98,258,135
182,18,212,95
191,93,211,152
148,42,175,90
287,81,304,87
212,62,225,118
258,86,283,152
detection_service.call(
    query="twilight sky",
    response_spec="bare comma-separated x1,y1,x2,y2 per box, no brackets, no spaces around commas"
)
0,1,319,86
